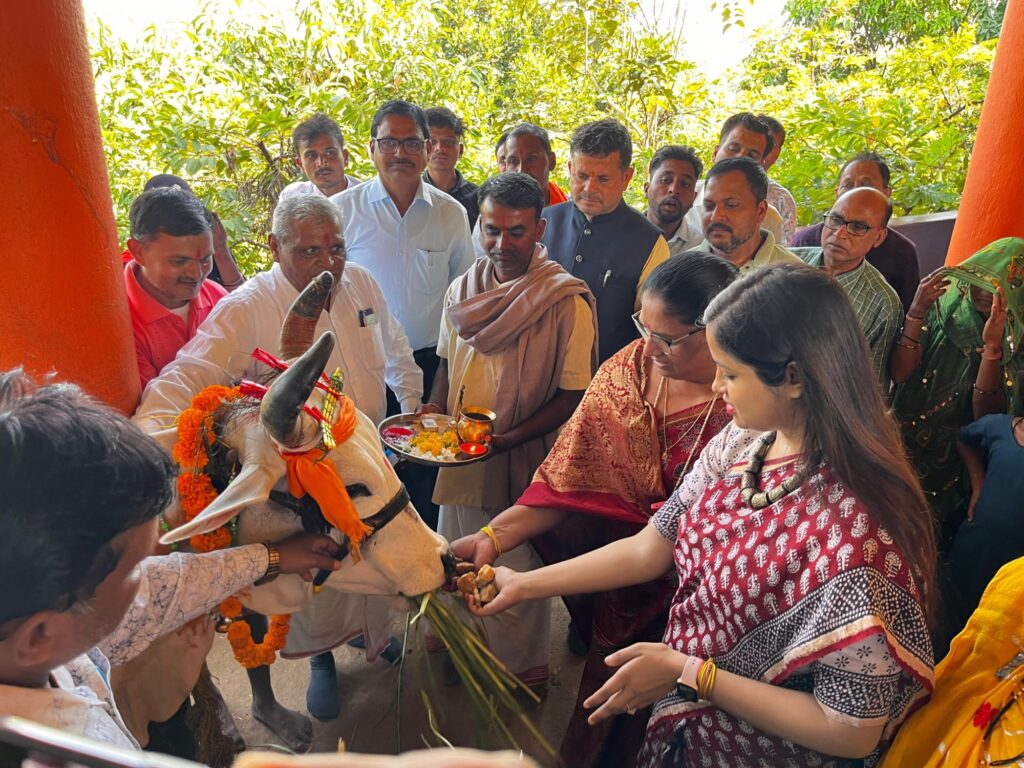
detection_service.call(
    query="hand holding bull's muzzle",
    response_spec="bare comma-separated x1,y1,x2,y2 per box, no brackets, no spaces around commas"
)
270,532,342,582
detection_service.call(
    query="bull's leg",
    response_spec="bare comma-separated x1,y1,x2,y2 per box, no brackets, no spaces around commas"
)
244,613,313,752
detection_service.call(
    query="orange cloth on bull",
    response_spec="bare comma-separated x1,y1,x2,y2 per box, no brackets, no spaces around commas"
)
280,395,372,557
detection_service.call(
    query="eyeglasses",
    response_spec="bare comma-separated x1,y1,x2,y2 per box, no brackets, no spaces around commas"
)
372,137,428,155
632,311,705,353
822,212,876,238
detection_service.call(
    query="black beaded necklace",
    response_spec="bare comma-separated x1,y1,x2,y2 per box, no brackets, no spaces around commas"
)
740,432,808,509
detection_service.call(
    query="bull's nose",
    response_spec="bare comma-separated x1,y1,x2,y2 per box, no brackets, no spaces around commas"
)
441,550,458,581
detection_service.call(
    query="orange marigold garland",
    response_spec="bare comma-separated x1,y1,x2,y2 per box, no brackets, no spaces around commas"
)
172,385,291,669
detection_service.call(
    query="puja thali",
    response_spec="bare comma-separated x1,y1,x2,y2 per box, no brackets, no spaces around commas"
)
378,413,491,467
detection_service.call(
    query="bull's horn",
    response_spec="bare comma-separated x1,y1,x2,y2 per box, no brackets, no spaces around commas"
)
260,331,336,447
280,272,334,360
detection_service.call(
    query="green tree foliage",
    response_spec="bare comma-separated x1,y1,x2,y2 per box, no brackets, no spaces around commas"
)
785,0,1006,47
90,0,996,271
739,18,995,224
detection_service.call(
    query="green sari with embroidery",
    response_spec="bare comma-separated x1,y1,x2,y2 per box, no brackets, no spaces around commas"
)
892,237,1024,538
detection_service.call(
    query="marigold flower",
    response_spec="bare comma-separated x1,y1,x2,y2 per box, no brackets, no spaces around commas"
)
220,596,243,617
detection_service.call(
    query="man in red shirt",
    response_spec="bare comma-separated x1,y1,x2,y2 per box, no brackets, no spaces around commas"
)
124,187,227,391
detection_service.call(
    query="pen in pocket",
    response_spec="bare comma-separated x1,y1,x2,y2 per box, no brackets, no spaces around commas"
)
603,269,612,287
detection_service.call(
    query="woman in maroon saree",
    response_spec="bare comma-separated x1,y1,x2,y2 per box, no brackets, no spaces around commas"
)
472,264,938,767
453,252,737,766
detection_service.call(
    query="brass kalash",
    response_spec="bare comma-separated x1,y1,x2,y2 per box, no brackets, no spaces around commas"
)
452,384,495,455
456,406,496,455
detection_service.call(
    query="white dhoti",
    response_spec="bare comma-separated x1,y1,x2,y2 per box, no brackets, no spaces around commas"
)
438,503,550,686
282,591,395,661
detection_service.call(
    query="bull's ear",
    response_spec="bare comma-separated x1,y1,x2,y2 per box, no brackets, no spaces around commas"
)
160,461,279,544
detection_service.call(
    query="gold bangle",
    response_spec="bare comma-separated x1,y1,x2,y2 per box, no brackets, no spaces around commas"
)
255,542,281,585
480,525,503,557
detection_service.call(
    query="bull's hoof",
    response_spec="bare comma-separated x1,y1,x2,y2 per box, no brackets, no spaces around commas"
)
252,700,313,753
307,652,340,721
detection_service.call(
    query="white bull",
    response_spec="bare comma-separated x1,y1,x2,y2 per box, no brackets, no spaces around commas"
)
161,272,451,622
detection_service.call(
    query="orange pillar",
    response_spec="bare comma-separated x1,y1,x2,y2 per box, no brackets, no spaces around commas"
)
947,0,1024,264
0,1,138,413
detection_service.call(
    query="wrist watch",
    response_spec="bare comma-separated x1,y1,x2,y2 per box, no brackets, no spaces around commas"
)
255,542,281,585
675,655,702,702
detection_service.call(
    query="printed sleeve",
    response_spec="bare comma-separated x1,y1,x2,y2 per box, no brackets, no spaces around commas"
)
650,422,761,540
99,545,268,665
812,633,906,727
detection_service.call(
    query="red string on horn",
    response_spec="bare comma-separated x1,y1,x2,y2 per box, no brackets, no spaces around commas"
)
250,348,342,400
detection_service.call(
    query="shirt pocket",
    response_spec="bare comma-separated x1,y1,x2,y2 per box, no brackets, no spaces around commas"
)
356,323,386,373
410,248,449,297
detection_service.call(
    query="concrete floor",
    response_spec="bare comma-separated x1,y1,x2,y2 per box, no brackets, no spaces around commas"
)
207,600,583,767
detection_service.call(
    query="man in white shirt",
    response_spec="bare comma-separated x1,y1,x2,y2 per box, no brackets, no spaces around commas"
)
332,100,474,530
134,194,420,734
279,114,361,200
643,145,705,256
0,371,338,753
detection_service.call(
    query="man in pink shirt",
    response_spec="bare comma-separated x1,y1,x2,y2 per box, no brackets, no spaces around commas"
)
124,187,227,391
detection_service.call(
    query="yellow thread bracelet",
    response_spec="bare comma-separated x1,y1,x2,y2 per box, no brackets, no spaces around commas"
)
480,525,503,557
697,659,717,701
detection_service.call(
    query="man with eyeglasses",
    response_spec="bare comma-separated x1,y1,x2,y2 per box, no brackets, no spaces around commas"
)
790,152,920,312
332,100,474,533
422,107,479,227
280,113,361,199
791,187,902,387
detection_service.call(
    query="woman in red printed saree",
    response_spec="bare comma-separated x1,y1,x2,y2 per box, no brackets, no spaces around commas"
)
473,264,938,767
453,252,737,767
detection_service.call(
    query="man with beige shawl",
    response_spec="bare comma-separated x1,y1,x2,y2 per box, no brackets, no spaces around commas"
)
418,172,597,692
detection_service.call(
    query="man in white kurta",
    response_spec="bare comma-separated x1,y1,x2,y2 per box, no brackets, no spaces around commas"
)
134,194,419,726
418,173,596,690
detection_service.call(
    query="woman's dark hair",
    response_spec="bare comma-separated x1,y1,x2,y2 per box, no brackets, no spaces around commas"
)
0,370,175,626
703,264,937,625
641,250,739,325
